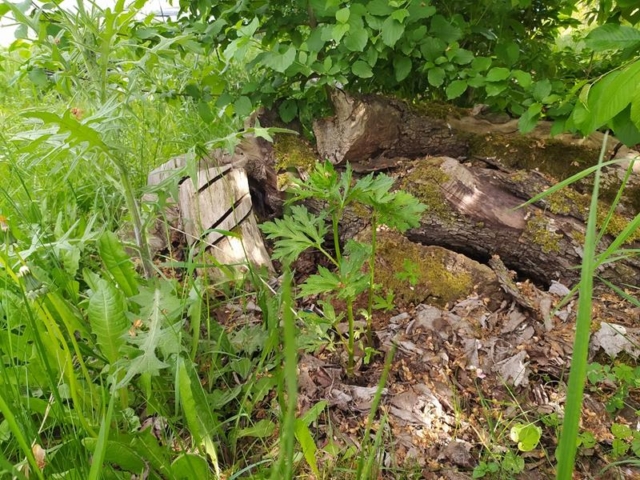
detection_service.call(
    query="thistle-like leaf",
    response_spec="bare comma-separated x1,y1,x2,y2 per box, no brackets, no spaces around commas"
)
88,279,129,365
260,205,328,264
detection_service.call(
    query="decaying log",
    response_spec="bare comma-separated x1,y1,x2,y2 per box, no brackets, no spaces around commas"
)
312,90,640,216
400,156,640,287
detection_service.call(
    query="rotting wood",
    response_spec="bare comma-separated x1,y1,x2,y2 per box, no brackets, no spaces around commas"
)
146,151,273,278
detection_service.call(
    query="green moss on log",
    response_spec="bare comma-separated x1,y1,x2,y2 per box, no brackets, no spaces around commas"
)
375,233,474,307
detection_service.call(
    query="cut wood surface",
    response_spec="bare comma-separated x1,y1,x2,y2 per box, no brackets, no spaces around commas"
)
147,154,273,277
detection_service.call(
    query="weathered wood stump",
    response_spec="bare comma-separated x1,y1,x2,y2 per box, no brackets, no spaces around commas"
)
146,148,273,279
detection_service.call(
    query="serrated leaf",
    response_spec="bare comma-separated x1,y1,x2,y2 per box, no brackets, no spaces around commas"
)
446,79,468,99
394,56,412,82
428,67,445,87
98,231,139,297
88,279,129,365
352,60,374,78
260,205,328,265
22,110,108,152
381,17,404,47
299,267,341,297
234,96,253,117
177,358,220,475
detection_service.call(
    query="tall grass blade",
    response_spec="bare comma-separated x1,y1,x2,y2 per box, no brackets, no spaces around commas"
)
556,133,608,480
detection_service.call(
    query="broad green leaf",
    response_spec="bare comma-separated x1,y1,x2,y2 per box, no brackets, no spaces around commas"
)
367,0,393,16
333,23,350,42
262,46,296,72
486,67,510,82
585,60,640,132
381,17,404,47
307,26,327,51
27,68,48,87
394,56,412,82
518,103,542,133
452,48,474,65
532,79,552,102
471,56,492,72
336,7,350,23
83,438,146,472
446,79,468,99
171,454,211,479
496,41,520,66
420,36,446,61
407,1,436,22
391,9,409,23
279,99,298,123
98,231,139,297
352,60,374,78
88,279,128,365
234,96,253,117
344,26,369,51
512,70,532,88
427,67,445,87
430,15,462,43
612,108,640,146
585,24,640,51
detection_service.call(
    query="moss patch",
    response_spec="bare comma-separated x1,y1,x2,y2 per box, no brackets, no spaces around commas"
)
273,134,318,172
400,159,454,221
524,212,562,254
409,100,466,120
374,232,475,308
468,133,599,181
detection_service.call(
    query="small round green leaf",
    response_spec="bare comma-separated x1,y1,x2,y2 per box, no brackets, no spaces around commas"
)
234,96,253,117
486,67,511,82
394,56,412,82
427,67,445,87
344,26,369,51
352,60,373,78
446,79,467,99
279,99,298,123
336,7,350,24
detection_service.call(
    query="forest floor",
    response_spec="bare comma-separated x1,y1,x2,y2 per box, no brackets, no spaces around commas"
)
217,262,640,479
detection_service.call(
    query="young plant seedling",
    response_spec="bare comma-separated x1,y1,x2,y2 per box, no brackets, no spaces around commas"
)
260,160,426,376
